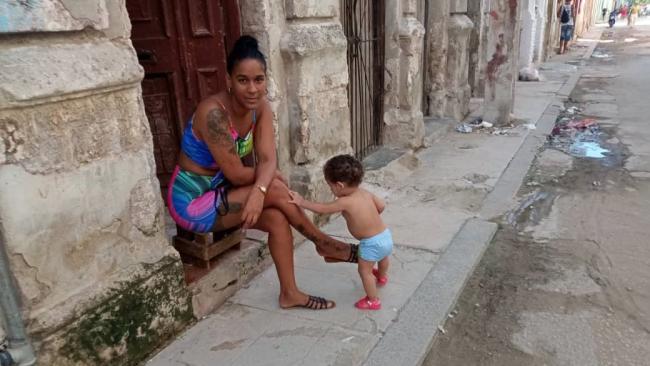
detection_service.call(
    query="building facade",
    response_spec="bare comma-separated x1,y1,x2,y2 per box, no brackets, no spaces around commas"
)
0,0,598,364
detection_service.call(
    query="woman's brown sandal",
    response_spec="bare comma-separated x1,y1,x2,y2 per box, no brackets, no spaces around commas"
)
287,295,336,310
324,243,358,263
347,244,359,263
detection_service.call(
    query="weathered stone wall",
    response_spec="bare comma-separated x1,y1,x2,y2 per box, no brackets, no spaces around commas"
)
468,0,488,97
445,14,474,120
544,0,560,59
0,1,192,364
384,0,425,148
482,0,521,125
423,0,450,117
240,0,351,204
533,0,548,63
518,0,537,69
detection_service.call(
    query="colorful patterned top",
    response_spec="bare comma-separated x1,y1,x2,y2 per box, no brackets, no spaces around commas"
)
168,103,256,233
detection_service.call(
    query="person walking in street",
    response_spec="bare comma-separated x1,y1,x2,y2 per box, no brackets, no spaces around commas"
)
602,7,608,20
289,155,393,311
629,3,640,26
558,0,576,54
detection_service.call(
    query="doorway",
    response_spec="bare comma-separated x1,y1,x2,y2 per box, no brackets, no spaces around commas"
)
126,0,241,194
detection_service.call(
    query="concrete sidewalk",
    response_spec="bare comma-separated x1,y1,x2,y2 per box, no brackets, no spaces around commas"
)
147,29,602,366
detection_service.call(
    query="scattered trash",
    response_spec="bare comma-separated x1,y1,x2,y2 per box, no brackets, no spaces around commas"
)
448,313,455,319
592,52,611,58
566,118,596,129
479,121,494,128
519,66,540,81
437,325,447,334
592,181,601,186
570,140,609,158
468,117,483,126
549,114,614,162
566,106,581,114
626,287,633,292
492,128,511,136
341,336,355,343
455,123,473,134
523,123,537,130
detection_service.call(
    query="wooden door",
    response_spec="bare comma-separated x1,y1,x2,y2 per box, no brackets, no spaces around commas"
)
126,0,240,193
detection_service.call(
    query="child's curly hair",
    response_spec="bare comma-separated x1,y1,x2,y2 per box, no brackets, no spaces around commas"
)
323,154,364,187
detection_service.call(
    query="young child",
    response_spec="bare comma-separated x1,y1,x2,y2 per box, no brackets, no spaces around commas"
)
288,154,392,310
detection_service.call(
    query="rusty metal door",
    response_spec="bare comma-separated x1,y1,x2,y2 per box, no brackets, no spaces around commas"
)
342,0,385,159
126,0,240,192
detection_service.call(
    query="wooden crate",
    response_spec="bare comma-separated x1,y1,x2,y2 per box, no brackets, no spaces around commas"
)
173,226,243,269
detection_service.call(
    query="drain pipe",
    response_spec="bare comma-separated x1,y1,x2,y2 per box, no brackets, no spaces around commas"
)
0,230,36,366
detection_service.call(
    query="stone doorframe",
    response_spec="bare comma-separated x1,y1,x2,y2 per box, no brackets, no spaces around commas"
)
234,0,427,203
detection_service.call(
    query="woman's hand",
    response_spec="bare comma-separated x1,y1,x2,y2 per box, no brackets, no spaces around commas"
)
241,189,265,229
288,191,305,207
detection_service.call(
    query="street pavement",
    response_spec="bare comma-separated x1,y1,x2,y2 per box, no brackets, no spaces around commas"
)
146,26,605,366
425,22,650,366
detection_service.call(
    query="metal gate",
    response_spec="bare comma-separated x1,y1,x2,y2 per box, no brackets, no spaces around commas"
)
342,0,385,159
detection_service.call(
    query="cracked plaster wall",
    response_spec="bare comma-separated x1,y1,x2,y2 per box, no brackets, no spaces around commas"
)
424,0,450,117
0,1,189,364
482,0,521,125
445,14,474,121
240,0,351,202
468,0,488,97
383,0,425,149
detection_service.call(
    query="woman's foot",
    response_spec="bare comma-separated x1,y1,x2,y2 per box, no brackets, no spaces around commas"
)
324,243,358,263
355,296,381,310
372,268,388,286
279,291,336,310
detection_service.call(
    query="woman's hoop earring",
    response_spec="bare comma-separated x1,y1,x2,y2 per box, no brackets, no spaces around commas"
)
228,87,232,94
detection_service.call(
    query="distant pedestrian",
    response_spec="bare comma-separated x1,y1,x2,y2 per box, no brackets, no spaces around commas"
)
557,0,576,54
629,3,640,26
289,155,393,311
602,7,608,20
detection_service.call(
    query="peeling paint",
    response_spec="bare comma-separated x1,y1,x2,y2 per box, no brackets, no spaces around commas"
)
486,34,508,82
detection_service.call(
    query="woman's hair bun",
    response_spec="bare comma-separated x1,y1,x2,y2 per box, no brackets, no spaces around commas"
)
234,35,259,51
227,35,266,74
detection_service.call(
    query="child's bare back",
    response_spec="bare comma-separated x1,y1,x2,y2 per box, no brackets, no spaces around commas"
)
339,188,386,240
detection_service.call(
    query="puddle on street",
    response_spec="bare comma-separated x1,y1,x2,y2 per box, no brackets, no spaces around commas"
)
547,110,624,167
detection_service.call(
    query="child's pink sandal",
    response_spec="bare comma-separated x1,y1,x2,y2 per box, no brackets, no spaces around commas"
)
372,268,388,286
355,296,381,310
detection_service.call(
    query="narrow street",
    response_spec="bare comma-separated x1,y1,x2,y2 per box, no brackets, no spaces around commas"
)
425,22,650,366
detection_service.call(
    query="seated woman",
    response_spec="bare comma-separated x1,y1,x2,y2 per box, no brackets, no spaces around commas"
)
167,35,357,310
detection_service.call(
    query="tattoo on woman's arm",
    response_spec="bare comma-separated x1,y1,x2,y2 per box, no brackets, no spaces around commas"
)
206,108,237,156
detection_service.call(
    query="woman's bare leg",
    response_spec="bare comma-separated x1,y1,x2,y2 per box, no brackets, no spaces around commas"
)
214,189,334,308
253,208,309,307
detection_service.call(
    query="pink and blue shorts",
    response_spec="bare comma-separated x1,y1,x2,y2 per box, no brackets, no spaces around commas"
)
167,166,228,233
